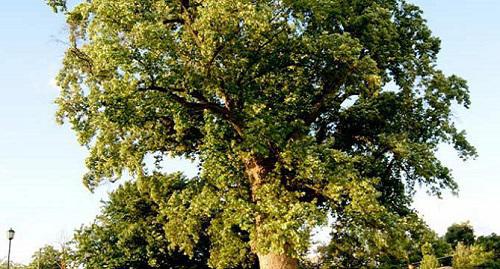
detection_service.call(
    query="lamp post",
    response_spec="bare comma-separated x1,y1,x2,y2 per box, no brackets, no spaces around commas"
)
7,228,15,269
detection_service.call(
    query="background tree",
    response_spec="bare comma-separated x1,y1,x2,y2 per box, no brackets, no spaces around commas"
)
476,233,500,268
27,245,70,269
0,262,26,269
419,242,440,269
445,222,476,249
71,181,256,269
318,214,451,268
452,242,493,269
50,0,475,268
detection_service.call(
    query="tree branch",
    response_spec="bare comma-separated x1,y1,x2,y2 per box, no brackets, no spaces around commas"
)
138,85,244,138
163,17,185,25
177,0,202,47
69,47,94,75
206,43,225,76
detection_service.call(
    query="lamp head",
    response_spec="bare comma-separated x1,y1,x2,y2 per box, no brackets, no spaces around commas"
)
7,228,14,240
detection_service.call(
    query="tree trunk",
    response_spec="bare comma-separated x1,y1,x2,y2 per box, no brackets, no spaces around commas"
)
258,253,299,269
244,157,299,269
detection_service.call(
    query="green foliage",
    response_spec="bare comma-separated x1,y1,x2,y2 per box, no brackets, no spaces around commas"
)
71,181,253,269
452,242,493,269
46,0,66,13
419,255,439,269
445,221,476,249
0,262,27,269
476,234,500,268
52,0,475,267
319,213,451,268
419,243,440,269
27,245,70,269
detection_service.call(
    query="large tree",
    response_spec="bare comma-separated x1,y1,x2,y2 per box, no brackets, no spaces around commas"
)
49,0,475,268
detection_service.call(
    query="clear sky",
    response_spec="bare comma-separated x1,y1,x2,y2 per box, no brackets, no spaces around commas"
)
0,0,498,264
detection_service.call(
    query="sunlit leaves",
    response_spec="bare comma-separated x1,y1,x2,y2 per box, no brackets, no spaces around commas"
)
52,0,475,267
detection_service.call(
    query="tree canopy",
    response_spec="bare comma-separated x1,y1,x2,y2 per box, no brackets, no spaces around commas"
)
26,245,70,269
71,180,258,269
474,233,500,268
418,243,439,269
319,214,452,268
51,0,475,268
445,222,476,249
452,242,493,269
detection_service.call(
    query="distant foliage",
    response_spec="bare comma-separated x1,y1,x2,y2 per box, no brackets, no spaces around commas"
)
445,222,476,248
319,212,453,268
26,245,71,269
476,233,500,268
0,262,27,269
419,243,440,269
452,242,493,269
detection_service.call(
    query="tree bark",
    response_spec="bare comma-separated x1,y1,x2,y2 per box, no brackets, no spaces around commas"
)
244,157,299,269
258,253,298,269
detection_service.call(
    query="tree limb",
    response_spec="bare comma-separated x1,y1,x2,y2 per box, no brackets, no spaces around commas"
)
138,85,244,138
163,17,185,25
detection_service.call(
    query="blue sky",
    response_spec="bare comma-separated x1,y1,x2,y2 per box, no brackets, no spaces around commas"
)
411,0,500,237
0,0,498,264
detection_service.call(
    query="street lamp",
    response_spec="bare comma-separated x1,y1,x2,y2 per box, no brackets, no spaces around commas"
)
7,228,14,269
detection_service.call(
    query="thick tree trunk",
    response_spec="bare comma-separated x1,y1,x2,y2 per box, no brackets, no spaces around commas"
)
257,253,299,269
244,157,299,269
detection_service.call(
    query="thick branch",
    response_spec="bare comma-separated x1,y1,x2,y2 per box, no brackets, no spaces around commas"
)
139,85,244,137
163,17,185,25
139,85,221,112
304,81,347,126
285,69,356,144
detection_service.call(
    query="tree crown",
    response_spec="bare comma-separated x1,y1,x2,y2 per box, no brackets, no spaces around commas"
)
53,0,475,267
